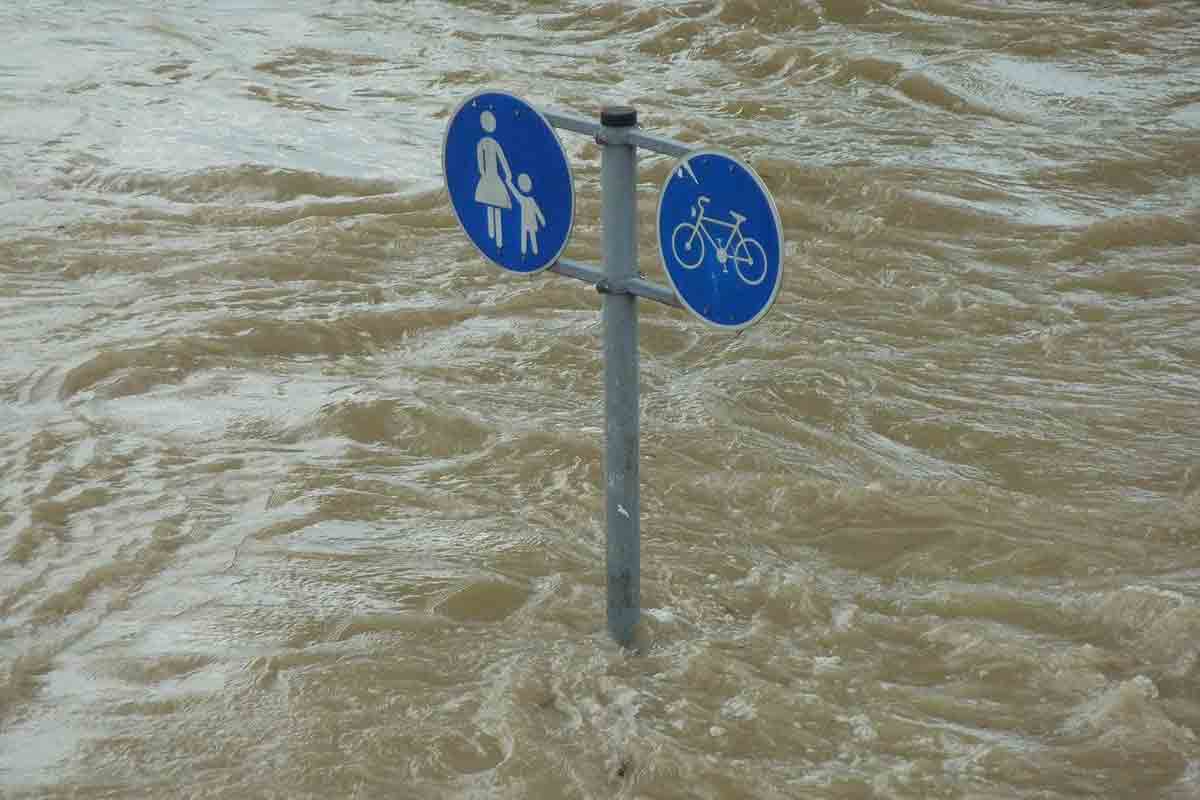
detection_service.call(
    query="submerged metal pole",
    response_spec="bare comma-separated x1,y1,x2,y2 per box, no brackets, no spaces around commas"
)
600,105,639,647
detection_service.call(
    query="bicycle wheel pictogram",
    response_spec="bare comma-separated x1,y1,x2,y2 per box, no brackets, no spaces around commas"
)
732,237,768,286
670,222,706,269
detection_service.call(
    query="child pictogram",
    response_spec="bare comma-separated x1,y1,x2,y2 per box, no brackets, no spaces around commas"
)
509,173,547,256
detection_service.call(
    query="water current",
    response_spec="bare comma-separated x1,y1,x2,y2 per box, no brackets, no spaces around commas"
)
2,1,1199,797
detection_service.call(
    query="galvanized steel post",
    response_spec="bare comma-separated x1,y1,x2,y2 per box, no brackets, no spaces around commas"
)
600,106,639,647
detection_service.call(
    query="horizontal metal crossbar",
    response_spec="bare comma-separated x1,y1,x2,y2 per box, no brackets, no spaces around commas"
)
542,110,694,159
551,258,682,309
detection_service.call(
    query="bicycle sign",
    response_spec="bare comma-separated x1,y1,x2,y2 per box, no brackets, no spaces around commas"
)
657,150,783,329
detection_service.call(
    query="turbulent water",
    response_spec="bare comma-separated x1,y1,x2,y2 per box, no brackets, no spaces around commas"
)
2,1,1199,797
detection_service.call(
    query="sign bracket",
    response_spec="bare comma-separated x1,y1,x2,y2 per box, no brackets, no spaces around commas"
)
549,258,682,309
542,109,694,158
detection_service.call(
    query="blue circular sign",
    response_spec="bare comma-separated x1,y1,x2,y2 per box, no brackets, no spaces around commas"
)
443,91,574,274
657,150,783,329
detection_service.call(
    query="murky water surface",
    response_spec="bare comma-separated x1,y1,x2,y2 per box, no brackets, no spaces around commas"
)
2,1,1199,797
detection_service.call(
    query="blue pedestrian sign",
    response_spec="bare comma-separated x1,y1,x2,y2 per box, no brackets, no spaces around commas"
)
443,91,574,274
657,150,784,329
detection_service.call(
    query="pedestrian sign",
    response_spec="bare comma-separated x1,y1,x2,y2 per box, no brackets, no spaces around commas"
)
443,91,574,274
656,150,783,329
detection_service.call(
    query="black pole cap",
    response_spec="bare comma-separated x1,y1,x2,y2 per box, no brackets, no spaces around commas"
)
600,105,637,127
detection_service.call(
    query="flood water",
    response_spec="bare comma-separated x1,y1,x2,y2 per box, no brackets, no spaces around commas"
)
2,1,1200,797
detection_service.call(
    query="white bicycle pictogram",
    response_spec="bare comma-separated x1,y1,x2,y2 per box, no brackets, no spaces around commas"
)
670,196,768,286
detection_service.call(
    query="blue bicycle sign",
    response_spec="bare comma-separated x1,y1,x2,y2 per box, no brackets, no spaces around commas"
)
657,150,784,330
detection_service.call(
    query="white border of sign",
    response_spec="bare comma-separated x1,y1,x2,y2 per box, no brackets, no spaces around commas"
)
656,149,784,331
442,89,575,276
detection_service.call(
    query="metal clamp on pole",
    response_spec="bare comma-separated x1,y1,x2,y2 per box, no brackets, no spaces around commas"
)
552,258,682,309
600,105,640,649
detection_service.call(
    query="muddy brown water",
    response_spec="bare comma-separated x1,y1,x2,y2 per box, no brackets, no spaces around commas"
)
2,1,1199,797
